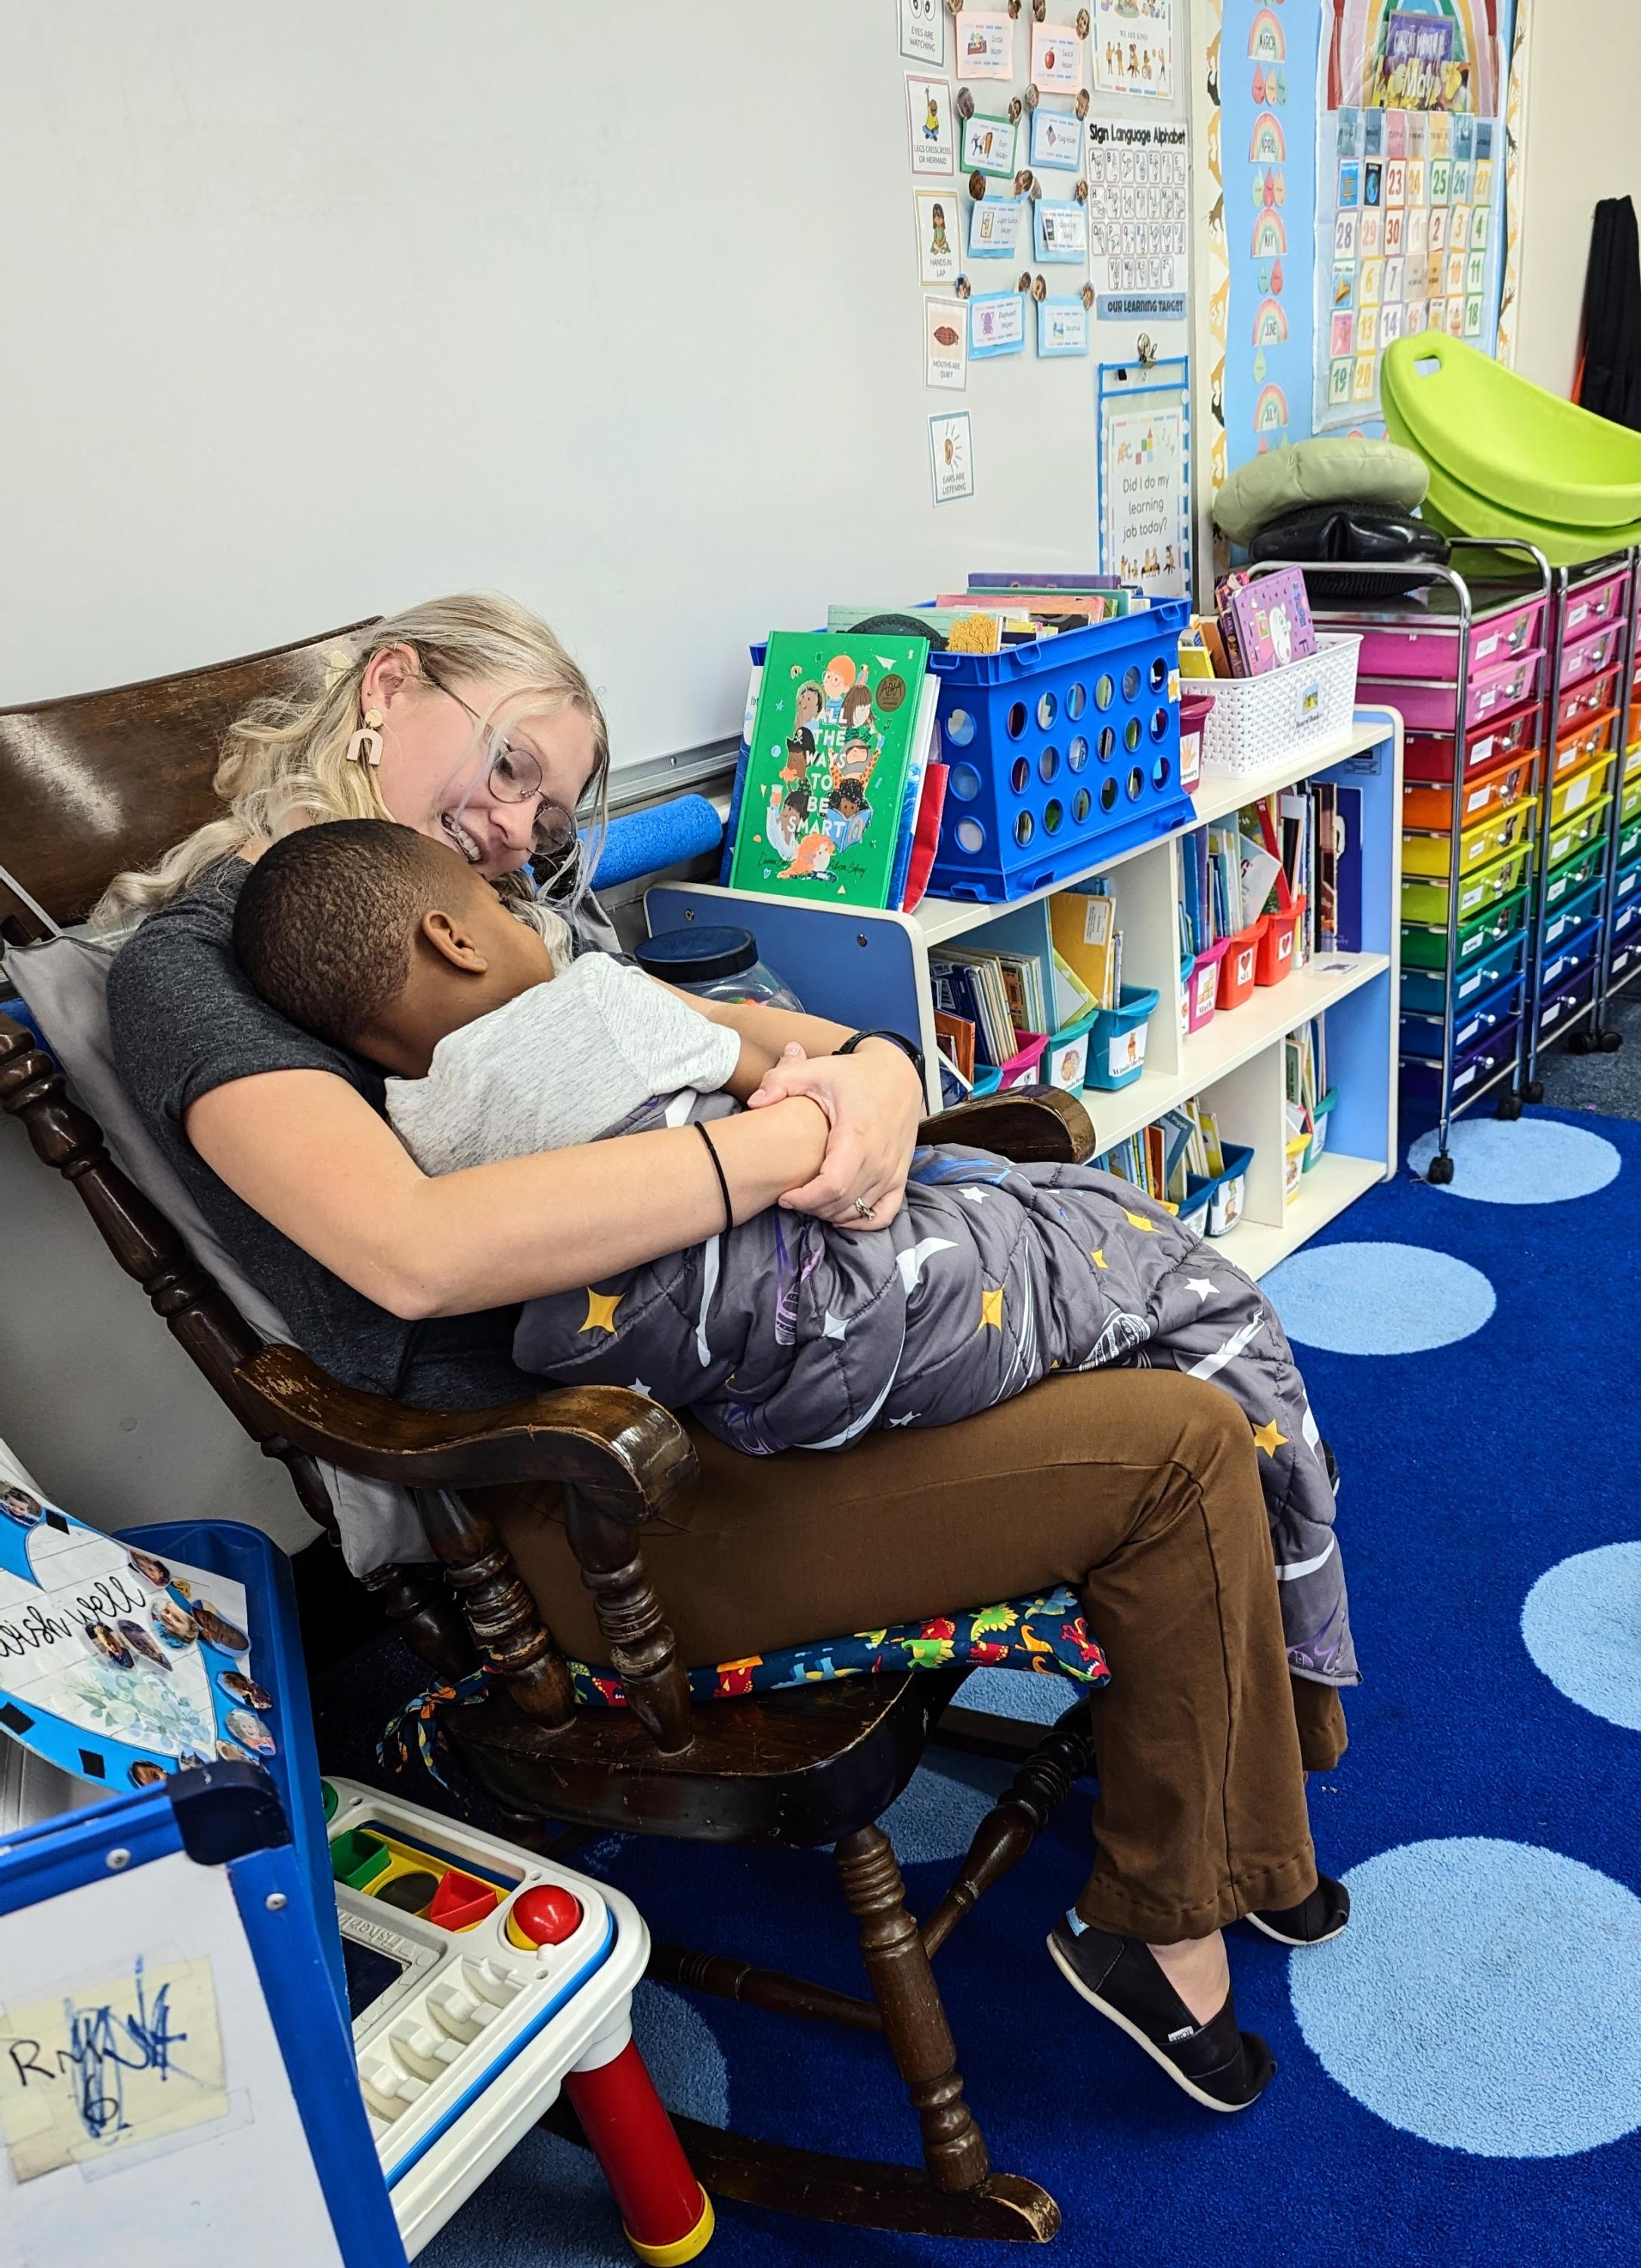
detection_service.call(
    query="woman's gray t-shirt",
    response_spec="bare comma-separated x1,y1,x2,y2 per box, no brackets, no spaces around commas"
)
105,859,538,1411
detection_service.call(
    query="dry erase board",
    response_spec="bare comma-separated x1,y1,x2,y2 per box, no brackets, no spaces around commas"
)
1,1,1189,770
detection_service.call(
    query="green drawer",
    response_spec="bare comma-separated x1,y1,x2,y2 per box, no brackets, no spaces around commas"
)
1401,885,1531,972
1401,844,1533,929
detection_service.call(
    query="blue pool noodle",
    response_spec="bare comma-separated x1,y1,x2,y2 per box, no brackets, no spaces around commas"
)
587,794,724,891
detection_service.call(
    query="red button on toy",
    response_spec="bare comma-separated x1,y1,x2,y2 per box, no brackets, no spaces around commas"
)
504,1884,583,1950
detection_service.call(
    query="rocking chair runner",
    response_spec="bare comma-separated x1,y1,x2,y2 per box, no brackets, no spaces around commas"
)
0,627,1106,2244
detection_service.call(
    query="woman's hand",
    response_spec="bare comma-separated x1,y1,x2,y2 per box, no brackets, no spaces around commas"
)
747,1040,924,1227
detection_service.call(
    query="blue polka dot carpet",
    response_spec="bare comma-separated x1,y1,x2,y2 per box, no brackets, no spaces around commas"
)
312,1105,1641,2268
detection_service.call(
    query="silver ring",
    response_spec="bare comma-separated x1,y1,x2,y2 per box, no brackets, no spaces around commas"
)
853,1197,876,1220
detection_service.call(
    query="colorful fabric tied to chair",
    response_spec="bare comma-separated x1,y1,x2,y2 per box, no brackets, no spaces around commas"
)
381,1589,1109,1794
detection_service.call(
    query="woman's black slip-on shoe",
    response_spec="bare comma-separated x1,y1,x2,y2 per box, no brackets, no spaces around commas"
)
1245,1873,1352,1947
1046,1916,1277,2113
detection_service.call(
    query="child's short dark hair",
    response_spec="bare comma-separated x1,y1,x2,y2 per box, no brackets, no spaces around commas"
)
232,820,457,1048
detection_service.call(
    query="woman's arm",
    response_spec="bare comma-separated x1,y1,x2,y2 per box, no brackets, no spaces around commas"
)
668,992,925,1222
184,1070,829,1321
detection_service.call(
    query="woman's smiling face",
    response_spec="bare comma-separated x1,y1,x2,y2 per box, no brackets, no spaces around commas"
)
359,644,599,881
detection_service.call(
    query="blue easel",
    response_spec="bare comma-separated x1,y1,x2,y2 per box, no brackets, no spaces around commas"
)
0,1765,407,2262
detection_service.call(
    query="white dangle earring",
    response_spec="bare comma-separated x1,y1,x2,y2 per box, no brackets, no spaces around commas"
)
347,704,385,767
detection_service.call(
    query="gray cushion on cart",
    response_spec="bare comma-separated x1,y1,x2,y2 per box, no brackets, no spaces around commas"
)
7,934,432,1573
1215,437,1431,546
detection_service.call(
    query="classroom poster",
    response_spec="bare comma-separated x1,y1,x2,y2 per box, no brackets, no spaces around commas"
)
914,188,960,285
1092,0,1175,100
1086,115,1190,318
1310,0,1513,430
898,0,944,67
1203,0,1520,488
906,73,955,173
925,296,968,389
1030,23,1085,93
930,411,976,503
969,291,1027,358
1101,395,1190,594
1038,294,1092,356
955,11,1016,82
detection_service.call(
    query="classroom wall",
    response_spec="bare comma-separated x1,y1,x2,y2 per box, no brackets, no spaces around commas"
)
1512,0,1641,398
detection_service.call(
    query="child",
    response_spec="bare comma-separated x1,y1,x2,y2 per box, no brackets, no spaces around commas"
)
234,823,1355,1690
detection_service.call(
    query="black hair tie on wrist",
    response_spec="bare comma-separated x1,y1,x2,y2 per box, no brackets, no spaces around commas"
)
695,1121,735,1235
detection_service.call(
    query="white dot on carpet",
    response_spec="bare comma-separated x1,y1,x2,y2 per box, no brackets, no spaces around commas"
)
1262,1242,1495,1354
1408,1119,1621,1204
1290,1839,1641,2156
1522,1544,1641,1732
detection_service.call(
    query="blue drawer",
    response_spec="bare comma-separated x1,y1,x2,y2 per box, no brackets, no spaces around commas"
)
1400,971,1525,1060
1401,930,1528,1017
1401,1016,1520,1106
1538,963,1598,1043
1538,918,1603,999
1541,879,1606,955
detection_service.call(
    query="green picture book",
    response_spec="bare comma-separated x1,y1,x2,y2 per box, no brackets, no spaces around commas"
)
728,632,933,908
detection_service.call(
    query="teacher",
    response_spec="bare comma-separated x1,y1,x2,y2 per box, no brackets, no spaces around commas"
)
103,594,1348,2116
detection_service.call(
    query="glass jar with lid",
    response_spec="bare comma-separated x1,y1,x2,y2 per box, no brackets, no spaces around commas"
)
633,925,804,1012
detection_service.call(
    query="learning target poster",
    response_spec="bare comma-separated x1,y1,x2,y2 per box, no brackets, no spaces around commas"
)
1100,361,1191,596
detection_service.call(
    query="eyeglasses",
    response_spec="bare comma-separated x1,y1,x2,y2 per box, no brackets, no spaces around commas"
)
419,663,579,858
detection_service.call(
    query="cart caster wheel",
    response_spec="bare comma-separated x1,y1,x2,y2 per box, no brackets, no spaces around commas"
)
1524,1080,1545,1103
1426,1153,1457,1185
1496,1093,1524,1121
1600,1027,1624,1054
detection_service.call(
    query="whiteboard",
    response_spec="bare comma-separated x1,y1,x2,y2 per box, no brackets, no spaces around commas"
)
0,1849,348,2266
0,1,1156,767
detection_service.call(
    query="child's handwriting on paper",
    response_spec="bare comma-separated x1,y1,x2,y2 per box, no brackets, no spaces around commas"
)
0,1954,227,2180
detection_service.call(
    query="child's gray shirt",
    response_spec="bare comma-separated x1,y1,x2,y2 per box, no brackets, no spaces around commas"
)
384,956,741,1174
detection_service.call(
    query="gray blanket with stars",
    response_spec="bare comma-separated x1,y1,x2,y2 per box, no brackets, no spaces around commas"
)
513,1125,1355,1688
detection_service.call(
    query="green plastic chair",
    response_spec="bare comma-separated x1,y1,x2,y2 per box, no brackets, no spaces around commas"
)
1382,331,1641,531
1417,454,1641,569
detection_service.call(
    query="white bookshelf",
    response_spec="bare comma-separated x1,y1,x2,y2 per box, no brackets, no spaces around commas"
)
648,708,1404,1280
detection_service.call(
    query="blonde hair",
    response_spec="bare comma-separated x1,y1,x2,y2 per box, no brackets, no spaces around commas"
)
93,593,610,931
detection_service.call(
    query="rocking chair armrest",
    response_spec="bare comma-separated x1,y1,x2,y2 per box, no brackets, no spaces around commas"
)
918,1085,1095,1165
233,1344,698,1525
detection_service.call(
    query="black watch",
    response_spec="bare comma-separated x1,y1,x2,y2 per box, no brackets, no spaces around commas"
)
837,1028,927,1085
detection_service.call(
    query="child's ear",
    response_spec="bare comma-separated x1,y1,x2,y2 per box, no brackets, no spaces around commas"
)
419,908,489,974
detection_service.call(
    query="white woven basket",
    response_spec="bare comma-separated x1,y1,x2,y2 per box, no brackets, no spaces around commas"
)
1199,634,1362,778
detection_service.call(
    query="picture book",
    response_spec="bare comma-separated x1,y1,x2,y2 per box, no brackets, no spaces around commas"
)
1217,567,1317,679
728,634,931,907
1049,890,1120,1008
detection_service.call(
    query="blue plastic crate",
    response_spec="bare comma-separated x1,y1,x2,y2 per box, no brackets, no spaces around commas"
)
929,603,1193,904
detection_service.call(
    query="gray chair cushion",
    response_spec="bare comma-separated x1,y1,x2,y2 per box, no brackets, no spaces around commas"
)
8,934,432,1573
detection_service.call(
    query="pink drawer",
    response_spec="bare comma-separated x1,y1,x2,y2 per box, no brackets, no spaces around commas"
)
1556,666,1621,736
1562,620,1623,691
1355,593,1545,682
1404,699,1539,785
1563,569,1628,640
1363,647,1543,733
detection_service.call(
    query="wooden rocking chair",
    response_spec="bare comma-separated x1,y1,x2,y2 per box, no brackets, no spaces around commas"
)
0,631,1103,2245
